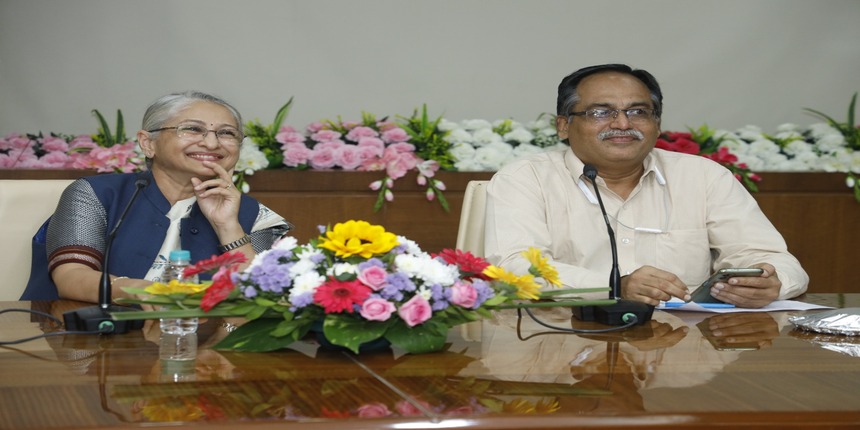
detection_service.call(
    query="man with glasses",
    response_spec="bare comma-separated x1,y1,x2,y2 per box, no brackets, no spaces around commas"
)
484,64,808,308
22,91,291,303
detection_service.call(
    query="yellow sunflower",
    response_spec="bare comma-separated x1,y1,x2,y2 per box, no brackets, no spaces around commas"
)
521,247,561,287
483,265,542,300
317,220,399,258
145,280,208,296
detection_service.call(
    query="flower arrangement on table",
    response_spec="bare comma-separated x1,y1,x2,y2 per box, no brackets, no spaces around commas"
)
112,220,612,354
0,109,142,172
5,95,858,203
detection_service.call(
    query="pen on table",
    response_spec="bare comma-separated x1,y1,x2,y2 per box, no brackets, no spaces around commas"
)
663,302,736,309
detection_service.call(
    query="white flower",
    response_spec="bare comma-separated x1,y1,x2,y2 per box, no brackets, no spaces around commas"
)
815,133,847,153
471,128,503,147
444,128,474,145
272,236,299,252
449,142,477,162
503,127,534,145
328,262,357,278
396,235,424,256
776,123,802,133
737,125,765,141
394,254,459,286
474,141,514,170
461,119,493,131
290,271,325,300
235,138,269,172
848,176,856,188
748,138,781,156
454,158,487,171
807,123,842,140
437,119,460,132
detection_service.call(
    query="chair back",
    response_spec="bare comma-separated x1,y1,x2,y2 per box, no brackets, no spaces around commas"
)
455,180,489,256
0,179,74,300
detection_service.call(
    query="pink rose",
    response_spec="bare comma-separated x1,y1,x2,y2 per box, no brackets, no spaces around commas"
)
385,142,416,154
357,266,388,290
360,298,396,321
381,128,410,143
356,403,393,418
282,142,312,167
276,126,306,144
68,135,97,150
311,129,342,143
397,295,432,327
35,151,73,168
385,152,419,179
357,136,385,153
306,122,325,133
335,144,362,170
40,136,69,152
449,281,477,308
309,146,337,169
345,126,379,142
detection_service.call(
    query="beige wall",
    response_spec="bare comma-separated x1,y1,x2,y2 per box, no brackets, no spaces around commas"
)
1,0,858,136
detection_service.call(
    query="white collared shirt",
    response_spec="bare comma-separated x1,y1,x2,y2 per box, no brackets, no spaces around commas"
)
484,147,808,300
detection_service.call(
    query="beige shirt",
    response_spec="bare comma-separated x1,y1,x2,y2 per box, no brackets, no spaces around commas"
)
484,147,808,300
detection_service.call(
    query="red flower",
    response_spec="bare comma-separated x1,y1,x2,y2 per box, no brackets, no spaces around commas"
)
184,251,248,278
434,249,491,280
200,266,238,312
702,146,738,164
313,278,371,314
656,136,701,155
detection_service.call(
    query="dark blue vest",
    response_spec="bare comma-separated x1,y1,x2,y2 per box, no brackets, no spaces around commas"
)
20,172,260,300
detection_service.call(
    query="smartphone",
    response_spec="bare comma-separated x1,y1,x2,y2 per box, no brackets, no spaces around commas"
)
696,320,761,351
690,268,765,304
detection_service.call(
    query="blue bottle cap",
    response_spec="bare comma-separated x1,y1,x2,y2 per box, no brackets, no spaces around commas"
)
168,249,191,262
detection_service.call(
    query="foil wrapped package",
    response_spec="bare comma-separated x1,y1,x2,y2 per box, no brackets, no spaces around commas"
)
789,307,860,336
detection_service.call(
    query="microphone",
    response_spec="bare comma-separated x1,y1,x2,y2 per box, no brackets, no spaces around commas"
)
63,176,149,334
572,164,654,326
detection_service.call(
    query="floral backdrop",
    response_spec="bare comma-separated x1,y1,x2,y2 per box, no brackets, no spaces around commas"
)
2,96,858,207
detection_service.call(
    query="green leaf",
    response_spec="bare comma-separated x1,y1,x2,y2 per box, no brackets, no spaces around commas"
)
385,319,448,354
323,314,389,354
213,318,297,352
115,109,125,144
269,97,294,141
92,109,114,146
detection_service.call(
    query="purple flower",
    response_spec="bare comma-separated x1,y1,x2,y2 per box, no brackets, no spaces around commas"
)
291,292,315,309
429,284,449,311
471,279,495,307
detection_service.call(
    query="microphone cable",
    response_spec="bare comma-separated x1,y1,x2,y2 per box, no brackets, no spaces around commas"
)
517,307,639,336
0,308,110,345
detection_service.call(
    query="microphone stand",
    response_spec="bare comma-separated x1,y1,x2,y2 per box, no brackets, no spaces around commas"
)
63,178,148,334
572,165,654,326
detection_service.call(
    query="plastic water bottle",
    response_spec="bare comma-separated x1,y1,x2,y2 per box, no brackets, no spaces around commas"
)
159,249,199,336
159,333,198,366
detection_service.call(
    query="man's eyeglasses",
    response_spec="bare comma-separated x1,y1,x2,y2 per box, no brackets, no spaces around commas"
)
568,108,659,123
148,123,244,145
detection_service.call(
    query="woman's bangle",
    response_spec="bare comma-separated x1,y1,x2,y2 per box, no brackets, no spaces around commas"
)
218,234,251,253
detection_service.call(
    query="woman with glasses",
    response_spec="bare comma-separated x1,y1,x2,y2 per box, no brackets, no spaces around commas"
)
22,91,291,303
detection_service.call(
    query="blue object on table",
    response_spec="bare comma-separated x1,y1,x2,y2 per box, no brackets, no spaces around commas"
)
664,302,736,309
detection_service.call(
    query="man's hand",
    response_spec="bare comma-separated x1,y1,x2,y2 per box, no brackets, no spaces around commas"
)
710,263,780,308
621,265,691,306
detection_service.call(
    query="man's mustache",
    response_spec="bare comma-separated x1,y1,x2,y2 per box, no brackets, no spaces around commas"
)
598,129,645,140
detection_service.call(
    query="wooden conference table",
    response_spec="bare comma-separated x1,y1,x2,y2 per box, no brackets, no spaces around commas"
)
1,294,859,429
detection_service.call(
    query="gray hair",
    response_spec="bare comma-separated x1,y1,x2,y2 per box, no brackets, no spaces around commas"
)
142,90,243,133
